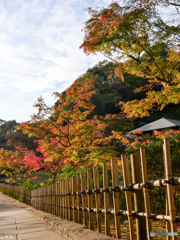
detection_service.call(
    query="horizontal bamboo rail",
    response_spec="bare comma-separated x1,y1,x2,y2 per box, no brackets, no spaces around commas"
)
0,137,179,240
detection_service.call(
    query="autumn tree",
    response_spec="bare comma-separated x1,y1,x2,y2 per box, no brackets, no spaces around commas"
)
0,146,41,185
18,80,118,180
80,1,180,118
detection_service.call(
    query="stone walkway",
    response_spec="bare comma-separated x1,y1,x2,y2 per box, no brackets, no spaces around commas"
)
0,193,67,240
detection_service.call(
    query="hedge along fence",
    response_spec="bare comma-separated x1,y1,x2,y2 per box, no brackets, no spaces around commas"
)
0,138,180,240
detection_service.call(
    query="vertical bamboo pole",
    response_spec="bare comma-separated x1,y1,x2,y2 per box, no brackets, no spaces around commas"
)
77,174,83,224
87,170,94,230
49,185,51,214
59,181,61,217
121,155,135,240
57,182,60,216
38,189,40,210
42,188,44,210
52,183,55,215
42,187,44,211
41,188,43,210
166,190,171,240
103,163,110,236
60,180,63,218
46,187,48,212
52,184,54,214
131,154,147,240
33,190,34,208
49,185,51,213
48,185,50,213
37,189,39,210
81,172,88,227
54,182,56,216
140,148,152,240
53,183,56,215
36,190,37,210
35,189,37,209
55,183,57,215
56,182,59,216
35,189,38,209
70,178,73,221
41,188,43,211
66,178,69,220
71,177,75,221
57,181,60,216
50,184,53,214
163,138,177,240
39,189,41,210
72,176,78,222
31,190,34,208
66,178,71,220
93,167,102,232
63,180,65,219
111,159,121,239
45,186,48,212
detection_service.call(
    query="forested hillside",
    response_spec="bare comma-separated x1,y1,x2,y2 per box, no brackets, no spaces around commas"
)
76,60,180,128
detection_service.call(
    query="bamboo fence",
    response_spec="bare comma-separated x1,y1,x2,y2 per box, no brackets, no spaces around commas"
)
0,138,180,240
0,184,31,205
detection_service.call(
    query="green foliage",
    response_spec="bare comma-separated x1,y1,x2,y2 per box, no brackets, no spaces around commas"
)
60,164,89,180
0,120,18,150
77,61,147,116
20,178,53,190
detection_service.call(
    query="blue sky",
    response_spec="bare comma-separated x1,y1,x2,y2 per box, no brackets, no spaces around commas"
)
0,0,112,122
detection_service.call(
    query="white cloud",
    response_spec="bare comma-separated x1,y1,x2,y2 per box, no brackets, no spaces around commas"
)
0,0,113,122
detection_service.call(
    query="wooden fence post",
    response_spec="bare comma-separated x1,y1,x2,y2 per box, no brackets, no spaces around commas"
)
166,190,171,240
131,154,147,240
103,163,110,236
45,186,48,212
57,181,60,216
87,170,94,230
66,178,69,220
63,180,65,218
93,167,102,232
163,138,177,240
55,182,58,216
51,183,54,214
42,187,44,211
72,176,78,222
37,189,39,210
140,148,152,240
60,180,63,218
121,154,135,240
77,174,83,224
50,184,53,214
47,186,50,213
111,159,121,239
81,172,88,227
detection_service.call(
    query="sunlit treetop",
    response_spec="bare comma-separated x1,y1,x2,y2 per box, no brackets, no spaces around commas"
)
80,1,180,118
